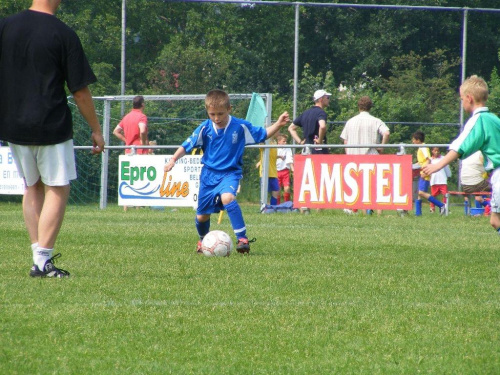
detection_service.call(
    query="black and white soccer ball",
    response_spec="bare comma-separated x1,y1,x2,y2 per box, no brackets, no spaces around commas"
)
201,230,233,257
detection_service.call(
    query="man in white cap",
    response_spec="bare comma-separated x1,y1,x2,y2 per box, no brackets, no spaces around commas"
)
289,89,332,155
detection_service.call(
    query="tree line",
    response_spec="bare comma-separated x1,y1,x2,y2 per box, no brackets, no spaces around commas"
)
2,0,500,147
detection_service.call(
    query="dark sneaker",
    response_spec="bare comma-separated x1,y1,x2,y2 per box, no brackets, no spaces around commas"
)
236,237,256,254
196,240,203,254
439,205,448,216
29,253,70,278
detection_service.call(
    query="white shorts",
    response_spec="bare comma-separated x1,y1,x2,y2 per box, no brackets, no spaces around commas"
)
9,140,77,187
489,168,500,214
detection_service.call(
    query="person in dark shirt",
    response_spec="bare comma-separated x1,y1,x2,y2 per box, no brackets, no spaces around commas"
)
288,89,332,155
0,0,105,277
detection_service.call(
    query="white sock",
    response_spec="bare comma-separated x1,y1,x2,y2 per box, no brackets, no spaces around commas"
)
33,247,53,270
31,243,39,252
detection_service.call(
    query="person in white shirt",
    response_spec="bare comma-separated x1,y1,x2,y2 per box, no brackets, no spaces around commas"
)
429,147,452,213
340,96,390,215
276,133,294,203
340,96,390,155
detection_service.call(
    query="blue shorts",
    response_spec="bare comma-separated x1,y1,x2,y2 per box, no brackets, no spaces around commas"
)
418,178,430,192
197,168,241,215
260,177,280,193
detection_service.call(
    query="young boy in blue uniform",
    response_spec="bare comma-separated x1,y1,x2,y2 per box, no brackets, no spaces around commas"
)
164,90,289,253
423,75,500,233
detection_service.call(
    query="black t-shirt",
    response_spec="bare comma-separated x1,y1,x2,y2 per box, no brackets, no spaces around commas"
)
0,10,97,145
292,106,329,154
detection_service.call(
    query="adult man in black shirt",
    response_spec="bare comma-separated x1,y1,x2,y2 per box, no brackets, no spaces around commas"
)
0,0,105,277
288,89,332,155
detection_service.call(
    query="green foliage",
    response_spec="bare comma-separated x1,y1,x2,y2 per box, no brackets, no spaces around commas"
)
376,49,461,144
2,1,500,174
488,66,500,114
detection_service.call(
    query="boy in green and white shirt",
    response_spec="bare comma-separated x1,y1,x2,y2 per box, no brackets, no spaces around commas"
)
423,75,500,233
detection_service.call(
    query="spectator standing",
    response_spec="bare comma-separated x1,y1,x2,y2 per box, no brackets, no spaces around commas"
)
288,89,331,155
341,96,390,215
412,131,447,216
0,0,105,277
113,95,148,155
340,96,390,155
429,147,451,213
276,133,294,203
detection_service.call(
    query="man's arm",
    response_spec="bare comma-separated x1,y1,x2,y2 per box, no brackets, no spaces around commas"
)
113,125,126,143
381,131,390,145
288,123,303,144
72,86,104,153
316,120,327,145
139,122,148,145
377,130,390,154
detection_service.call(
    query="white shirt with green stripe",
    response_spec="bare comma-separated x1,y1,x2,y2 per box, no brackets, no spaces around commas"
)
449,107,500,171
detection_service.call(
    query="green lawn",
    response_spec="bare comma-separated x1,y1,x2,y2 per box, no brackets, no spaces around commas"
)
1,202,498,374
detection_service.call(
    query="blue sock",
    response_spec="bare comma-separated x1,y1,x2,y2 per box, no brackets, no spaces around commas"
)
224,200,246,240
415,199,422,216
195,217,210,239
428,196,443,208
270,196,278,205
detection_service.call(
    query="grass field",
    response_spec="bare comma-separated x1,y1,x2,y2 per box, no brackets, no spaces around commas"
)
1,201,499,374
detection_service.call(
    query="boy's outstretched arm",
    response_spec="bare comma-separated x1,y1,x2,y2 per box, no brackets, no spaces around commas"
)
422,150,459,177
266,112,290,139
164,147,186,172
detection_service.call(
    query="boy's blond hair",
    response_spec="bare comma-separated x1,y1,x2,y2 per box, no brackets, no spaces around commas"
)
205,89,230,109
461,75,488,103
276,133,288,142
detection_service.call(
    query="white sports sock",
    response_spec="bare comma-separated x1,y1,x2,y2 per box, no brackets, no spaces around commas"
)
33,247,53,270
31,243,39,252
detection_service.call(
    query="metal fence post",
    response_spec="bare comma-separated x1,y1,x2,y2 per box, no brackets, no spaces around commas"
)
100,98,111,209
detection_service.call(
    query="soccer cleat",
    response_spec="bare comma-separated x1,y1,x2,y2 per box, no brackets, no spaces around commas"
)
236,237,256,254
29,253,70,278
439,205,448,216
430,208,435,213
196,240,203,254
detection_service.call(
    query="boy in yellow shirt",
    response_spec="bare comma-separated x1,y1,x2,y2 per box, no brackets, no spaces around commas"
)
412,131,447,216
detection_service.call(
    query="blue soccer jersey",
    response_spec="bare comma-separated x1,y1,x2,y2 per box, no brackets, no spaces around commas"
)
181,116,267,173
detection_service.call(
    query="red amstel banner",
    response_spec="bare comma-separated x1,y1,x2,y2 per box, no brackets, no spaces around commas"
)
293,154,412,210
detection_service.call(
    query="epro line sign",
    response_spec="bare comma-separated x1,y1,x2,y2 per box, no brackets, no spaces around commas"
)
0,147,25,195
118,155,202,207
293,154,412,210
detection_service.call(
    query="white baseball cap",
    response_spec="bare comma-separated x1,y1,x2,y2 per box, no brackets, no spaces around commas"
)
313,89,332,101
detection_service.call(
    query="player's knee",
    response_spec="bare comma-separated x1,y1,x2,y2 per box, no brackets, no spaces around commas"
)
220,193,235,206
197,214,210,223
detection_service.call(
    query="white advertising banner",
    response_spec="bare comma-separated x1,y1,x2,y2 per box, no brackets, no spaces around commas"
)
0,147,25,195
118,154,202,208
